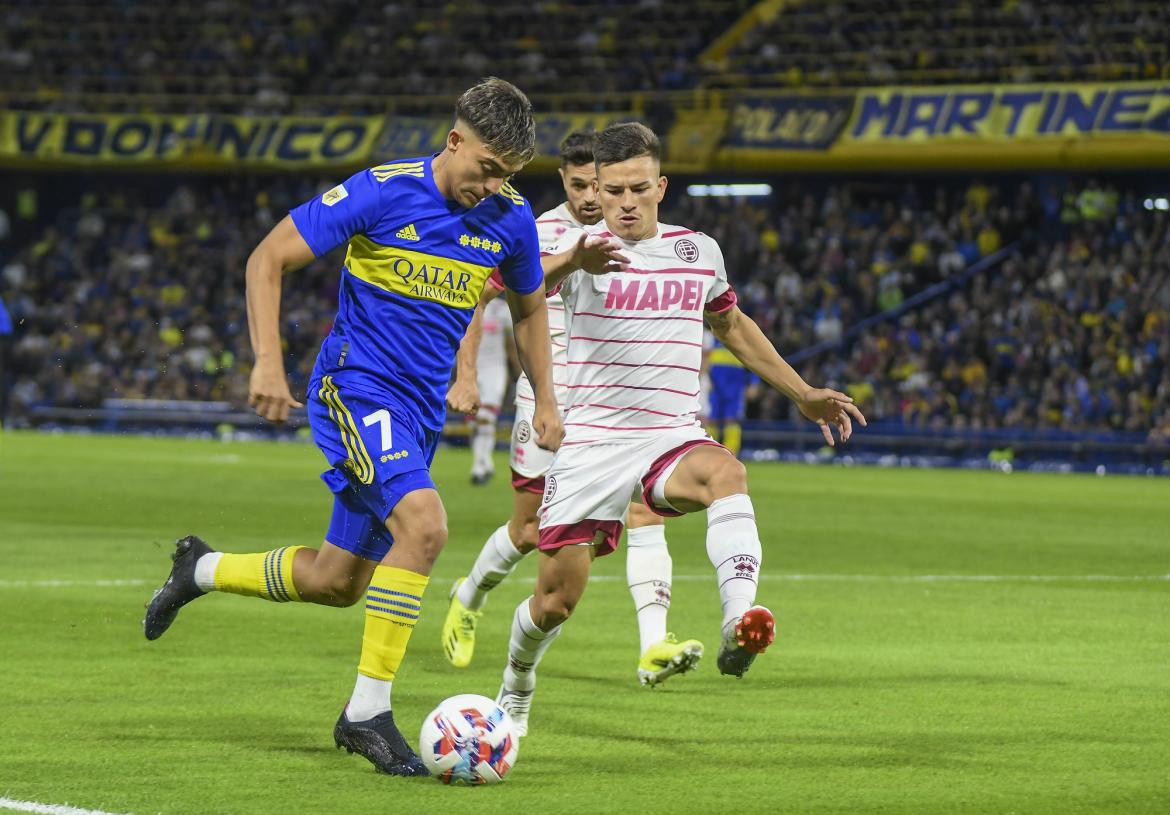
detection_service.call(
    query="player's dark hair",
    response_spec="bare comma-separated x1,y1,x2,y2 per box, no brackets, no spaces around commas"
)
593,122,660,167
455,77,536,165
559,131,595,167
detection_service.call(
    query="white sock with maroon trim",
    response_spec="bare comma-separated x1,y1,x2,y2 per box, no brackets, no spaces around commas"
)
706,494,761,633
626,524,672,654
458,524,526,611
502,597,562,692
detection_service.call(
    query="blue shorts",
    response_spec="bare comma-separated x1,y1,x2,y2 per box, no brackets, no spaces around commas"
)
308,374,441,562
708,385,747,422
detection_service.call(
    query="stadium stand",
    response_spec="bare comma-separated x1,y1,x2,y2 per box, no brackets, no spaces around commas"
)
713,0,1170,88
0,0,754,113
2,0,1168,467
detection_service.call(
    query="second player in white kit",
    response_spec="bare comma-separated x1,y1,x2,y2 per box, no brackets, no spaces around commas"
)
442,132,703,688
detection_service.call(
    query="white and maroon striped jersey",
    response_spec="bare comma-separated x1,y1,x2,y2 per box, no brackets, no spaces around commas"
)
476,296,513,374
513,201,582,409
550,222,737,442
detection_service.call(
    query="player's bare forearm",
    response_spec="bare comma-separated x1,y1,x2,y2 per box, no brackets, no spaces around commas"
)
455,301,486,384
706,305,810,402
540,247,582,292
245,215,315,422
245,216,316,363
506,288,556,406
507,287,563,449
707,305,867,444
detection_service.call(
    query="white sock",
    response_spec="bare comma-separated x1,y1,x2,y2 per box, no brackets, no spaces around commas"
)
194,552,223,592
706,494,762,633
346,674,391,721
626,524,671,654
472,422,495,475
459,524,527,611
502,597,562,692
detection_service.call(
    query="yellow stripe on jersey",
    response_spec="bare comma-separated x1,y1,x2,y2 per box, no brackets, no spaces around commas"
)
498,182,525,206
319,375,375,484
344,236,495,310
372,168,425,183
372,160,424,173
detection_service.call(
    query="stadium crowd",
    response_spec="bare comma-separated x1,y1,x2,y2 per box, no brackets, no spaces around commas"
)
3,0,1166,114
2,172,1167,439
720,0,1169,87
0,0,752,113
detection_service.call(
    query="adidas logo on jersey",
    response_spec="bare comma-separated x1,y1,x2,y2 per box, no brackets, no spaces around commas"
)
395,223,420,241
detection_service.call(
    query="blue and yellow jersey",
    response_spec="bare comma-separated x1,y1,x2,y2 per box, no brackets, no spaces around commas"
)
290,156,543,431
708,338,758,392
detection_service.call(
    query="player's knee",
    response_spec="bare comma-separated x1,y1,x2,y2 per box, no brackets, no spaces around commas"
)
519,518,540,554
310,574,366,607
533,586,578,628
413,516,449,562
708,454,748,499
507,515,540,554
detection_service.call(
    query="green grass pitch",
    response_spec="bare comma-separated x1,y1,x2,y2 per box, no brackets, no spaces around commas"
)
0,430,1167,814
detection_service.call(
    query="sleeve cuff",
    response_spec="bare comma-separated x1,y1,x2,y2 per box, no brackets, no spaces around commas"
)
704,287,738,314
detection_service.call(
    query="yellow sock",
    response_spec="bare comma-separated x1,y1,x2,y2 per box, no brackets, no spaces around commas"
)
213,546,306,602
724,422,743,457
358,566,429,681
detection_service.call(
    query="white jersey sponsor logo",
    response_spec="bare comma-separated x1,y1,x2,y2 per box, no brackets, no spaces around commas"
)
548,222,734,441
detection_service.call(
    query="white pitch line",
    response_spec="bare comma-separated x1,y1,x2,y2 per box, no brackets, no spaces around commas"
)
1,574,1167,591
0,798,136,815
0,579,151,589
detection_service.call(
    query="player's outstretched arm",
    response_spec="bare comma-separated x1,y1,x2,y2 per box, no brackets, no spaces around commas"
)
540,233,630,291
447,285,501,414
245,215,315,424
506,288,564,452
706,305,867,446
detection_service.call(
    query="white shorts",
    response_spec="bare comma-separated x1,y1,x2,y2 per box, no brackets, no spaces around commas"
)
537,426,721,556
509,399,556,490
476,364,508,421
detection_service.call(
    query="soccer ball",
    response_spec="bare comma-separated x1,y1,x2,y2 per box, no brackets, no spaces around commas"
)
419,693,519,784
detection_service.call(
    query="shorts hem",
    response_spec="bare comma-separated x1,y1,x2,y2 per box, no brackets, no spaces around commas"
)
511,469,546,494
640,439,724,517
537,520,623,557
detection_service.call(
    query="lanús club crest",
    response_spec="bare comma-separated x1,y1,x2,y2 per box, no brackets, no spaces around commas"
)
674,239,699,263
516,419,531,443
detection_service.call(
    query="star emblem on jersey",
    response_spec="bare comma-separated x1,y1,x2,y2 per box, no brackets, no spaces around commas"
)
674,238,699,263
395,223,420,241
459,233,503,254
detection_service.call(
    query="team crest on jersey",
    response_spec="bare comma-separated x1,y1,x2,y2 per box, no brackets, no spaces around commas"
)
674,239,699,263
543,475,557,504
321,184,348,206
516,420,531,443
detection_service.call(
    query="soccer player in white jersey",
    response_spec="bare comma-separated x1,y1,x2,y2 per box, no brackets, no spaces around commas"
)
493,122,866,736
469,296,514,484
443,131,703,687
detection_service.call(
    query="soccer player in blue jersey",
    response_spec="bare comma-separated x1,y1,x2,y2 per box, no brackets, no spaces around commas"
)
142,79,625,777
706,335,760,456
